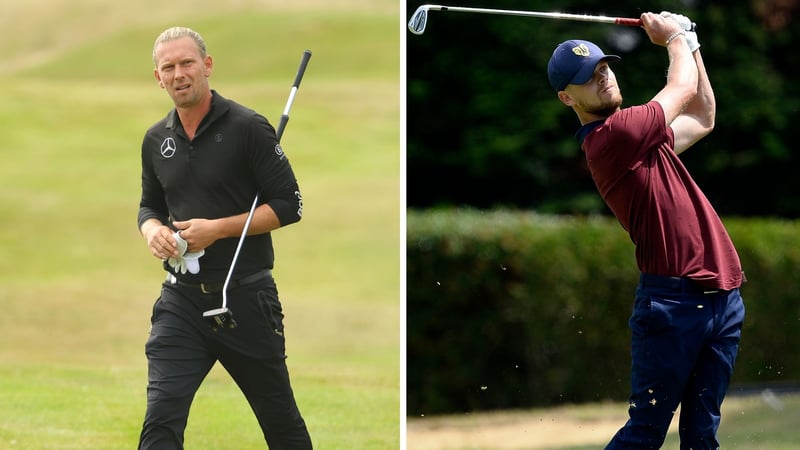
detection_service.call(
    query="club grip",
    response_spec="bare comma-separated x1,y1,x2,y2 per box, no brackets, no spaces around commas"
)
293,50,312,89
615,17,642,27
277,50,313,142
277,114,289,142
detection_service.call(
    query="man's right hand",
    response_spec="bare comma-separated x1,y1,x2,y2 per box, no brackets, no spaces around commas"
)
141,219,179,261
641,12,686,47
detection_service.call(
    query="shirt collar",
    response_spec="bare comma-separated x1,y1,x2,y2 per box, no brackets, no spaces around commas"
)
165,90,230,135
575,119,605,146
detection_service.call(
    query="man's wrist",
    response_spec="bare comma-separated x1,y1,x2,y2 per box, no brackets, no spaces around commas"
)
141,219,166,238
665,30,686,46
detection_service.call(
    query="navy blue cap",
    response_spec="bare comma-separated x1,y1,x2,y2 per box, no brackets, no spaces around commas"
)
547,40,620,91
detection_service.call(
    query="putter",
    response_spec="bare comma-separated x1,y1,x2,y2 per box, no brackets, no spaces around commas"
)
408,4,645,35
203,49,312,331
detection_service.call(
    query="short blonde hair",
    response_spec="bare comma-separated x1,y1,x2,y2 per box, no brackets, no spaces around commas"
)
152,27,207,66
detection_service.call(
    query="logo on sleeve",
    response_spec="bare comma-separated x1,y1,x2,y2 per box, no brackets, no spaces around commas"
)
295,190,303,217
160,137,177,159
275,143,285,160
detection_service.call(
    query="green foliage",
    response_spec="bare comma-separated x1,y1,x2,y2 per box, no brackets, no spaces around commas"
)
407,0,800,217
407,209,800,414
725,219,800,381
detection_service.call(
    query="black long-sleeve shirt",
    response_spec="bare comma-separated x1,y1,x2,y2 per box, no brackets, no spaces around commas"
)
138,90,302,282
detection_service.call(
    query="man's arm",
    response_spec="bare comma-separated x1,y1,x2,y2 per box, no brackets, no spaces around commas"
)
641,13,698,128
670,49,715,154
172,204,282,253
141,201,283,257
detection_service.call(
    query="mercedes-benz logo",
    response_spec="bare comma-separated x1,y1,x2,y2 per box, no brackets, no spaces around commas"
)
160,137,177,158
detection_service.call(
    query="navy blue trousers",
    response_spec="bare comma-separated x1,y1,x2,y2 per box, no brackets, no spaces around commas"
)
138,275,312,450
606,273,745,450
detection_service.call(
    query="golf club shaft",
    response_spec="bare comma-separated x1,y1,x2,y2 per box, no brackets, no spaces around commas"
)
435,5,640,25
409,4,642,35
278,50,312,141
220,49,312,309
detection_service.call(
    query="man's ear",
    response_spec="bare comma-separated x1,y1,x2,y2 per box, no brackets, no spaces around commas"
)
204,55,213,77
154,70,164,88
557,90,574,107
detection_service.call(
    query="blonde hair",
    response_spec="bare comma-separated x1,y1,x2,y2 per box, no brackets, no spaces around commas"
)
152,27,207,66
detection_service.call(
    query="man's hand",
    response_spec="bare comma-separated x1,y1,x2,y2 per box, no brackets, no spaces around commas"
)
660,11,693,31
641,12,686,47
142,219,179,260
167,231,189,274
684,31,700,52
661,11,700,51
166,231,205,274
172,218,219,253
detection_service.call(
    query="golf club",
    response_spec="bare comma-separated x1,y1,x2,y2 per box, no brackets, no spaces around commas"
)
202,49,312,331
408,4,643,35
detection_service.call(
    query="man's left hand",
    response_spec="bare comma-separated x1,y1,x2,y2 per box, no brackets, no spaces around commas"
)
660,11,700,52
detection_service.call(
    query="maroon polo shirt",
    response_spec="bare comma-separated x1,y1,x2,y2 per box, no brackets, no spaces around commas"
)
579,101,743,290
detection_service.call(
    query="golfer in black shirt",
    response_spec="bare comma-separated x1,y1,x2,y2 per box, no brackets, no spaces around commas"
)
137,26,311,449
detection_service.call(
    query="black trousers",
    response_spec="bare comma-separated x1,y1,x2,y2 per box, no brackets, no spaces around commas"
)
138,275,312,449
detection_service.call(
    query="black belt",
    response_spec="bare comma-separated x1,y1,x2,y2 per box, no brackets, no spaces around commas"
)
639,273,720,294
166,269,272,294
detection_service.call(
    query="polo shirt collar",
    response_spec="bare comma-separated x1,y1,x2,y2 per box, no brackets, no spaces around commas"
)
164,90,231,136
575,119,605,146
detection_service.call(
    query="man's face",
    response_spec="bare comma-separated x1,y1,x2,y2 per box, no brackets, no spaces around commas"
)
153,37,212,109
562,61,622,117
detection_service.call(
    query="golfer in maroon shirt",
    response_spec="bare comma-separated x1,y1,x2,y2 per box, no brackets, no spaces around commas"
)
547,12,745,449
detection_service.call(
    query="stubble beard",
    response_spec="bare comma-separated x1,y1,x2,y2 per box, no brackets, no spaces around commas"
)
586,95,623,118
171,85,204,110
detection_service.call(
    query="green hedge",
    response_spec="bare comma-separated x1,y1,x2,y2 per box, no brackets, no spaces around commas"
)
406,209,800,415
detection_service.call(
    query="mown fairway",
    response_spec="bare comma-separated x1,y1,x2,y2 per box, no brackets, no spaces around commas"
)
408,392,800,449
0,1,400,448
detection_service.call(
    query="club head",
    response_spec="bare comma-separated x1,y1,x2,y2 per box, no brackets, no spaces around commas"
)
202,307,238,331
408,5,429,34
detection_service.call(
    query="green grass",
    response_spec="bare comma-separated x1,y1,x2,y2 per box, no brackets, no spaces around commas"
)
546,396,800,450
548,394,800,450
0,1,400,448
407,394,800,449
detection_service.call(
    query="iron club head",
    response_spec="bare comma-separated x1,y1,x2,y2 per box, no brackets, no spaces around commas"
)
408,5,431,34
203,307,238,331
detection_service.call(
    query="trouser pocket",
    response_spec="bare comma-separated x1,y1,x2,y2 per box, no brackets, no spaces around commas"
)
257,289,285,338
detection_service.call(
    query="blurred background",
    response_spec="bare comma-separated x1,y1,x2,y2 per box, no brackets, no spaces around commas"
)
0,1,400,448
406,0,799,448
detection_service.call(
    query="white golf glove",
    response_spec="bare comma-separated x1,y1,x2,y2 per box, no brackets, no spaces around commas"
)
661,11,700,52
167,231,205,274
182,250,205,274
682,30,700,52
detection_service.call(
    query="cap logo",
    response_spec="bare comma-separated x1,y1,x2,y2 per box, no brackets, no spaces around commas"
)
572,44,591,57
